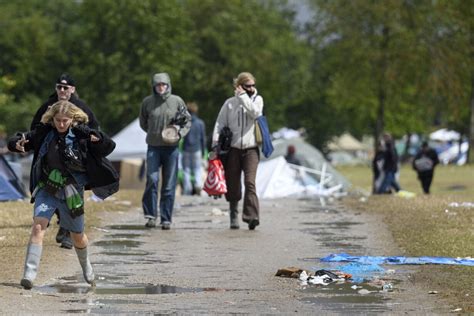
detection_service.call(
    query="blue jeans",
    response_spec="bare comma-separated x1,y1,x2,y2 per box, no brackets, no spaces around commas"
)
182,150,203,195
142,145,179,224
377,171,401,194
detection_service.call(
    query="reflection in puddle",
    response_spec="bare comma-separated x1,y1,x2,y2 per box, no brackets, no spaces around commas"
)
105,224,149,231
181,220,213,224
300,208,340,214
301,221,363,227
93,240,143,248
101,251,150,256
300,282,389,313
39,283,221,295
107,233,142,239
93,259,163,265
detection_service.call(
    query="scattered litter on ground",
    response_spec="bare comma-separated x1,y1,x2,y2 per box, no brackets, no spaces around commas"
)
395,190,416,198
320,253,474,266
276,267,351,286
0,236,5,241
451,308,463,312
330,262,385,283
428,290,438,294
275,267,309,278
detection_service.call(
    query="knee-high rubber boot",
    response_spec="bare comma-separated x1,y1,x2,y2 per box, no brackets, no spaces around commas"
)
229,201,239,229
21,243,42,290
75,247,95,286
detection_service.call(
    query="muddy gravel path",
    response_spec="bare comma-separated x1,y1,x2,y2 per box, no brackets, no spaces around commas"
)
0,195,448,314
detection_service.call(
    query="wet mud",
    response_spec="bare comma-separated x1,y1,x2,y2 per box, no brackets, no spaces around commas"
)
0,196,448,314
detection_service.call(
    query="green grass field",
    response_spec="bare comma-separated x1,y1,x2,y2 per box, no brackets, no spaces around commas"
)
336,164,474,311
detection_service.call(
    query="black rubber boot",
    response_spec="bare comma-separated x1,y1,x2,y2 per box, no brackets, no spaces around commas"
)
229,201,239,229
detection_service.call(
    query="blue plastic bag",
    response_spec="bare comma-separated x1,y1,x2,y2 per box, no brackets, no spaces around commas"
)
255,115,273,158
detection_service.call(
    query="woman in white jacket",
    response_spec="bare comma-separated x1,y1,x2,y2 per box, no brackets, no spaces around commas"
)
212,72,263,230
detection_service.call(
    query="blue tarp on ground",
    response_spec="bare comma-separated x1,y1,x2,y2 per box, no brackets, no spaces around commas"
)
321,253,474,266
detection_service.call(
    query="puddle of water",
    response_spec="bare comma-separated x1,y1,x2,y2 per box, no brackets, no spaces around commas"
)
300,282,389,313
93,240,143,249
105,224,149,231
302,221,363,227
39,283,221,295
317,236,367,242
321,241,363,251
300,208,340,214
181,220,214,224
62,309,91,314
101,251,150,256
107,233,142,239
94,259,170,265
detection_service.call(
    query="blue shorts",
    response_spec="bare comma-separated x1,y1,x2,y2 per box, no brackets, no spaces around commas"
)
33,188,85,233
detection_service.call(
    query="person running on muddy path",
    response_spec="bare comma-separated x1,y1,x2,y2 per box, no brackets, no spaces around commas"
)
31,73,100,250
8,101,118,289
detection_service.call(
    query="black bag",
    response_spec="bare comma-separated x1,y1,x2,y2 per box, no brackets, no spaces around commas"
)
218,127,233,153
59,137,87,172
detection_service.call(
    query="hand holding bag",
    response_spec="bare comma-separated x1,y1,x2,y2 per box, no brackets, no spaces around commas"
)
203,157,227,197
255,115,274,158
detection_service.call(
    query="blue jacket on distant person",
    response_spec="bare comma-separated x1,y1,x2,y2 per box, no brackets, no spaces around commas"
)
183,113,206,154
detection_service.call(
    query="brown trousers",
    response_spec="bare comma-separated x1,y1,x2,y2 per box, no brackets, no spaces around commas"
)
224,147,260,222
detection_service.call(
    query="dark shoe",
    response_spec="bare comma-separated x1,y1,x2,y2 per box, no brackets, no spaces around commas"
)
248,219,259,230
145,218,156,228
55,227,67,243
20,278,33,290
161,222,171,230
60,232,73,249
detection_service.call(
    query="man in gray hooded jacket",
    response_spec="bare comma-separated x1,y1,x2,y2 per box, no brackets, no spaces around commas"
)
139,73,191,229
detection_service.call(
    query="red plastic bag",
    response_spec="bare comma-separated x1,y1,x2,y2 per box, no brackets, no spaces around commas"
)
203,157,227,197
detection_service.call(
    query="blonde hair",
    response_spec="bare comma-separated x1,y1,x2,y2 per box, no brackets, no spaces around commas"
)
233,72,256,87
40,100,89,126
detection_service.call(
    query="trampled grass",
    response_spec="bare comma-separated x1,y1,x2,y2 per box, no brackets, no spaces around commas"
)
337,164,474,311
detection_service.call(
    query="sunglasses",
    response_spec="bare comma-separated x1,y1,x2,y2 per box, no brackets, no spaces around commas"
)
243,84,256,89
56,84,70,91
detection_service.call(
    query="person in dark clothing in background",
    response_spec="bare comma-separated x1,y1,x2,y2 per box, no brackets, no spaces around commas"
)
182,102,206,195
372,140,386,194
412,141,439,194
30,73,99,249
284,145,301,166
377,133,401,194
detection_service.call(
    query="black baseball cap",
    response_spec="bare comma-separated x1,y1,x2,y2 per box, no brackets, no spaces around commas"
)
56,73,75,86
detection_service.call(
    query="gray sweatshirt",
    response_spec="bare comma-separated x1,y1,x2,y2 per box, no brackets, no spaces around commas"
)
139,73,191,146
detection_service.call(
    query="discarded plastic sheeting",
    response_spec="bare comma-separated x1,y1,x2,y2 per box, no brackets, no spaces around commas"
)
330,262,385,283
320,253,474,266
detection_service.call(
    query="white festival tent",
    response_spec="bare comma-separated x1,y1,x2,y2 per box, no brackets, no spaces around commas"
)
108,121,349,199
255,156,343,201
108,118,147,162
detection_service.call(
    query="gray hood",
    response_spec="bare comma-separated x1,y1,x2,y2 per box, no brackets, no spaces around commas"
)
152,73,172,98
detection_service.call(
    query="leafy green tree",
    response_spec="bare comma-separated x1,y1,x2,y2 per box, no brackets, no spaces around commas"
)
68,0,196,134
183,0,311,142
308,1,434,148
